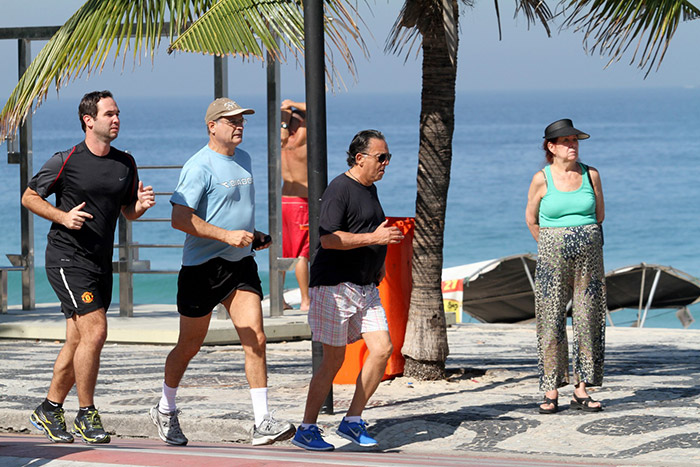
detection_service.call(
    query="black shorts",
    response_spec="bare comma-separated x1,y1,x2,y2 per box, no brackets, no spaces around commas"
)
177,256,263,318
45,267,112,318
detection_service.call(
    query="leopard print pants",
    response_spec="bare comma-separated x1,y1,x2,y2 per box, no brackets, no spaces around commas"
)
535,223,606,392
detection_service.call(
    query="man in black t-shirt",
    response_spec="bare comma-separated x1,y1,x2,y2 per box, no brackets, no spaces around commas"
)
292,130,404,452
22,90,155,445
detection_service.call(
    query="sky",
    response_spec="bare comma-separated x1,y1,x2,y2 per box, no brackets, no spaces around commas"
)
1,1,699,104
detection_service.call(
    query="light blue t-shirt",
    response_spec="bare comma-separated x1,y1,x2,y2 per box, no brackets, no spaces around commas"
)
170,145,255,266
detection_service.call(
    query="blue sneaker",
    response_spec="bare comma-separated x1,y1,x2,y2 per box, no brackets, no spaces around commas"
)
291,425,334,451
336,419,377,447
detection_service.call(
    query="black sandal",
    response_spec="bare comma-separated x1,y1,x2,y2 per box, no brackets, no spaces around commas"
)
538,396,558,414
570,394,603,412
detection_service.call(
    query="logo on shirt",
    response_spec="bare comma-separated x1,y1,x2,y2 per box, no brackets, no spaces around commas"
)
219,177,253,189
81,291,94,304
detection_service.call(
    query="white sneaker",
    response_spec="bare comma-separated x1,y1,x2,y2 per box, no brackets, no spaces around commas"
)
149,404,188,446
252,412,296,446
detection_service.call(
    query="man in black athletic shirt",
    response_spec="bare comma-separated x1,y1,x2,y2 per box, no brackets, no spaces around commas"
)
292,129,404,451
22,90,156,444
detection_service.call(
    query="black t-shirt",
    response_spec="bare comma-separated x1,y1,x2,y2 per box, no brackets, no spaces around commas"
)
28,141,139,273
309,173,387,287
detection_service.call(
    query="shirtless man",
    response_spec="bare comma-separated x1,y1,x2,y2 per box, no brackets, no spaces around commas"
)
280,99,310,311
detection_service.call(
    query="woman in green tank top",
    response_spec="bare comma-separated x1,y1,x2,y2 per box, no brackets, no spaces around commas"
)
525,119,607,415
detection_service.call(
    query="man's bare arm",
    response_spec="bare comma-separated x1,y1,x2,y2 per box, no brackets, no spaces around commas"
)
21,187,93,230
171,203,253,248
320,220,404,251
122,181,156,221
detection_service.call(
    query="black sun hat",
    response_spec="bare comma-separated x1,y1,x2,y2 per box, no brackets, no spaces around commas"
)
543,119,590,140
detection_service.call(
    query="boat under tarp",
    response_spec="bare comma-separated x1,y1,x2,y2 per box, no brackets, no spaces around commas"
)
605,263,700,327
441,257,700,327
442,254,537,324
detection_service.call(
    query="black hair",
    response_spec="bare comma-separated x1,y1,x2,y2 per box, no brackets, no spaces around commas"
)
346,129,385,167
78,90,113,133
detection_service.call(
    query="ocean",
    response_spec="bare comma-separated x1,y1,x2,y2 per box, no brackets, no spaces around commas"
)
1,88,698,328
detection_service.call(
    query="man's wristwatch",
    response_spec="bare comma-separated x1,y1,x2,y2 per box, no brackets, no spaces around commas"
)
281,122,289,129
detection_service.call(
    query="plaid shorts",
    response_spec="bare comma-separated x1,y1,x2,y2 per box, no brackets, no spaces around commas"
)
308,282,389,346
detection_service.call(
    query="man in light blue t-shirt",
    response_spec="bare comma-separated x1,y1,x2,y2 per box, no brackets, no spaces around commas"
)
149,98,295,447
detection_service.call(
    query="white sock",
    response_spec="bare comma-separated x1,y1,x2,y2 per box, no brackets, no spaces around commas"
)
159,382,178,413
343,416,361,424
300,423,315,430
250,387,269,427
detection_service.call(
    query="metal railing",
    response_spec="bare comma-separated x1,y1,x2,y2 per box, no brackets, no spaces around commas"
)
114,165,182,317
113,158,293,320
3,26,292,318
0,255,25,314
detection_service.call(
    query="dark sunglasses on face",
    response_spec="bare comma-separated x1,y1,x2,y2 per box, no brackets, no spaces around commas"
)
361,152,392,163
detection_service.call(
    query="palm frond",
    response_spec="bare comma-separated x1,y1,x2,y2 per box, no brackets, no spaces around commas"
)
442,0,459,65
515,0,554,37
1,0,368,140
323,1,371,89
0,0,212,140
168,0,280,58
168,0,368,91
385,0,448,61
385,0,552,61
561,0,700,77
494,0,504,40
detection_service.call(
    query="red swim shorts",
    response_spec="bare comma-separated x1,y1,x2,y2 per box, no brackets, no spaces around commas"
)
282,196,310,259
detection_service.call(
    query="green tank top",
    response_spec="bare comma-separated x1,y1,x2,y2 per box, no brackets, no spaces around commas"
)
539,163,597,228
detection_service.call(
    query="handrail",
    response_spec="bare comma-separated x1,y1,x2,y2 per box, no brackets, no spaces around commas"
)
138,165,182,170
1,265,25,314
1,29,228,315
115,163,233,323
133,218,171,223
122,244,182,249
116,164,183,317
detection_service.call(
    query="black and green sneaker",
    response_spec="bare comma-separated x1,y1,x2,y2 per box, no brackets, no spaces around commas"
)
73,408,111,444
30,404,74,443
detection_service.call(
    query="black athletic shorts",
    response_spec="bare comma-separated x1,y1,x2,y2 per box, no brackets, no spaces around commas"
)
45,267,112,318
177,255,263,318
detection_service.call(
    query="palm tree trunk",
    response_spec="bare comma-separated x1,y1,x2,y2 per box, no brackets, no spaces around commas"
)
401,3,458,380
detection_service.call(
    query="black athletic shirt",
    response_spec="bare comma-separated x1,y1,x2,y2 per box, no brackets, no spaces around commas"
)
309,173,387,287
28,141,139,273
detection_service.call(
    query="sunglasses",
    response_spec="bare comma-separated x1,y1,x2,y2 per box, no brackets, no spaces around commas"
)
361,152,392,163
218,117,247,128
